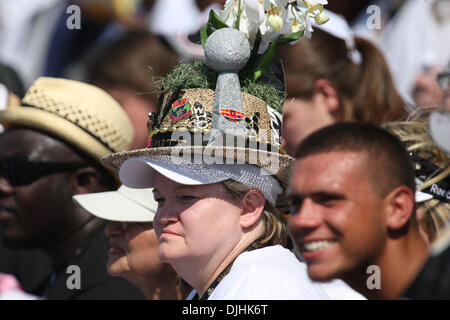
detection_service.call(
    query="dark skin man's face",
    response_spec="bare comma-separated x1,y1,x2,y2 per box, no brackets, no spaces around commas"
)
0,128,87,249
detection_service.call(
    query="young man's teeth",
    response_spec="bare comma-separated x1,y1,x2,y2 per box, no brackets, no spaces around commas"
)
303,241,334,252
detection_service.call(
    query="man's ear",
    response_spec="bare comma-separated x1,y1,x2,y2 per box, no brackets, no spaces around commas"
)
312,79,339,114
71,167,105,195
240,190,266,230
384,186,415,231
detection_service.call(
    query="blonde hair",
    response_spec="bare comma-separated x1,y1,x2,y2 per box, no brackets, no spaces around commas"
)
222,180,288,247
384,112,450,242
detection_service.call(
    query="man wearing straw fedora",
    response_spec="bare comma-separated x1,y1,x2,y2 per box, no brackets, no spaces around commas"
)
0,77,145,299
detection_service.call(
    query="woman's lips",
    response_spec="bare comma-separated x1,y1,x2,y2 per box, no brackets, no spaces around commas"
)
161,229,182,237
108,240,126,256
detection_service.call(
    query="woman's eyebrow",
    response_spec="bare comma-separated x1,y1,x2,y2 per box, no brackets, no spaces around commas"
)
153,185,200,194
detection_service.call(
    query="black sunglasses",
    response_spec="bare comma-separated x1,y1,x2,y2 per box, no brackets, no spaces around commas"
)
0,156,88,186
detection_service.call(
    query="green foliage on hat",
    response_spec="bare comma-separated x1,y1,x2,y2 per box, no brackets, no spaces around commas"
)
241,79,285,114
154,61,285,113
155,62,217,93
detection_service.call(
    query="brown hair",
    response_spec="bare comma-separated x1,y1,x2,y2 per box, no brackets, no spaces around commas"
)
295,122,416,199
86,30,179,104
221,180,288,247
278,29,407,124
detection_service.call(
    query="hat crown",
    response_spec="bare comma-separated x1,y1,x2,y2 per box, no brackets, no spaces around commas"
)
146,29,283,153
148,88,283,152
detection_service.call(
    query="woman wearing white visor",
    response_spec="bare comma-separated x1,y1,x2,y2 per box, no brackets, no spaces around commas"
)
102,23,363,299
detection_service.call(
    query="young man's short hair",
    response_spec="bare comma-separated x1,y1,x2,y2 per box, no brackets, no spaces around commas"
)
294,122,416,197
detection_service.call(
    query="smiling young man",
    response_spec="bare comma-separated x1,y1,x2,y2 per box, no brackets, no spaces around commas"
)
287,122,430,299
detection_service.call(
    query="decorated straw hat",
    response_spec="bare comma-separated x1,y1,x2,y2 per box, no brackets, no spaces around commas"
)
0,77,134,165
102,1,330,207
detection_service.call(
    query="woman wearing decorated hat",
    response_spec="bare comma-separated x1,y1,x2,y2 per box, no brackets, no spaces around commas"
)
102,1,363,300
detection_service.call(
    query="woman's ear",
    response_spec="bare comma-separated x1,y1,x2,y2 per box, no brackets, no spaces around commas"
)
240,190,266,229
312,79,339,114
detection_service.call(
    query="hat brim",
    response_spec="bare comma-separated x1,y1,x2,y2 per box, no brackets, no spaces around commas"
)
73,189,156,222
0,106,112,166
120,156,229,188
102,146,294,188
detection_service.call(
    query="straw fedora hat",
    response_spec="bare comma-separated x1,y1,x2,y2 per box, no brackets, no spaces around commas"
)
0,77,134,165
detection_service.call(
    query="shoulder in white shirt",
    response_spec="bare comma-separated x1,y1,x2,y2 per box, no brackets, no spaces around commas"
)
209,245,329,300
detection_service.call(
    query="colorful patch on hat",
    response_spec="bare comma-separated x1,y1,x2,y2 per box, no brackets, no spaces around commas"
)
191,102,211,130
220,109,245,122
170,98,192,123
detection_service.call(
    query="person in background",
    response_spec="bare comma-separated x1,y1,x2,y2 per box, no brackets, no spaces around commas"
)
279,11,407,156
85,30,179,149
73,185,191,299
411,62,450,111
0,77,144,299
369,0,450,105
0,63,54,294
148,0,224,62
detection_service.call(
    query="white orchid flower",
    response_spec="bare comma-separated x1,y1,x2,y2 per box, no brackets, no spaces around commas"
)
217,0,240,28
213,0,328,53
260,3,288,34
303,0,328,11
281,3,307,34
301,0,329,24
314,10,329,24
245,0,265,23
239,8,261,46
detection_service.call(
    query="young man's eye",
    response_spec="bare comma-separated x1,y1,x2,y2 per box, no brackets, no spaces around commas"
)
316,195,341,206
181,195,197,202
287,198,303,215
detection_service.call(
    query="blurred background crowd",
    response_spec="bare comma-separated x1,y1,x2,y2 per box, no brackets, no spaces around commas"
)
0,0,448,107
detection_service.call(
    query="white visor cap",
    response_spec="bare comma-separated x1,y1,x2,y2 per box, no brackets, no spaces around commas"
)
119,154,283,206
73,185,157,222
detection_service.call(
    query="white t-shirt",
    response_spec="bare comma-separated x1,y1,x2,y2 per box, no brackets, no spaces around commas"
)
189,245,328,300
317,279,366,300
186,245,365,300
